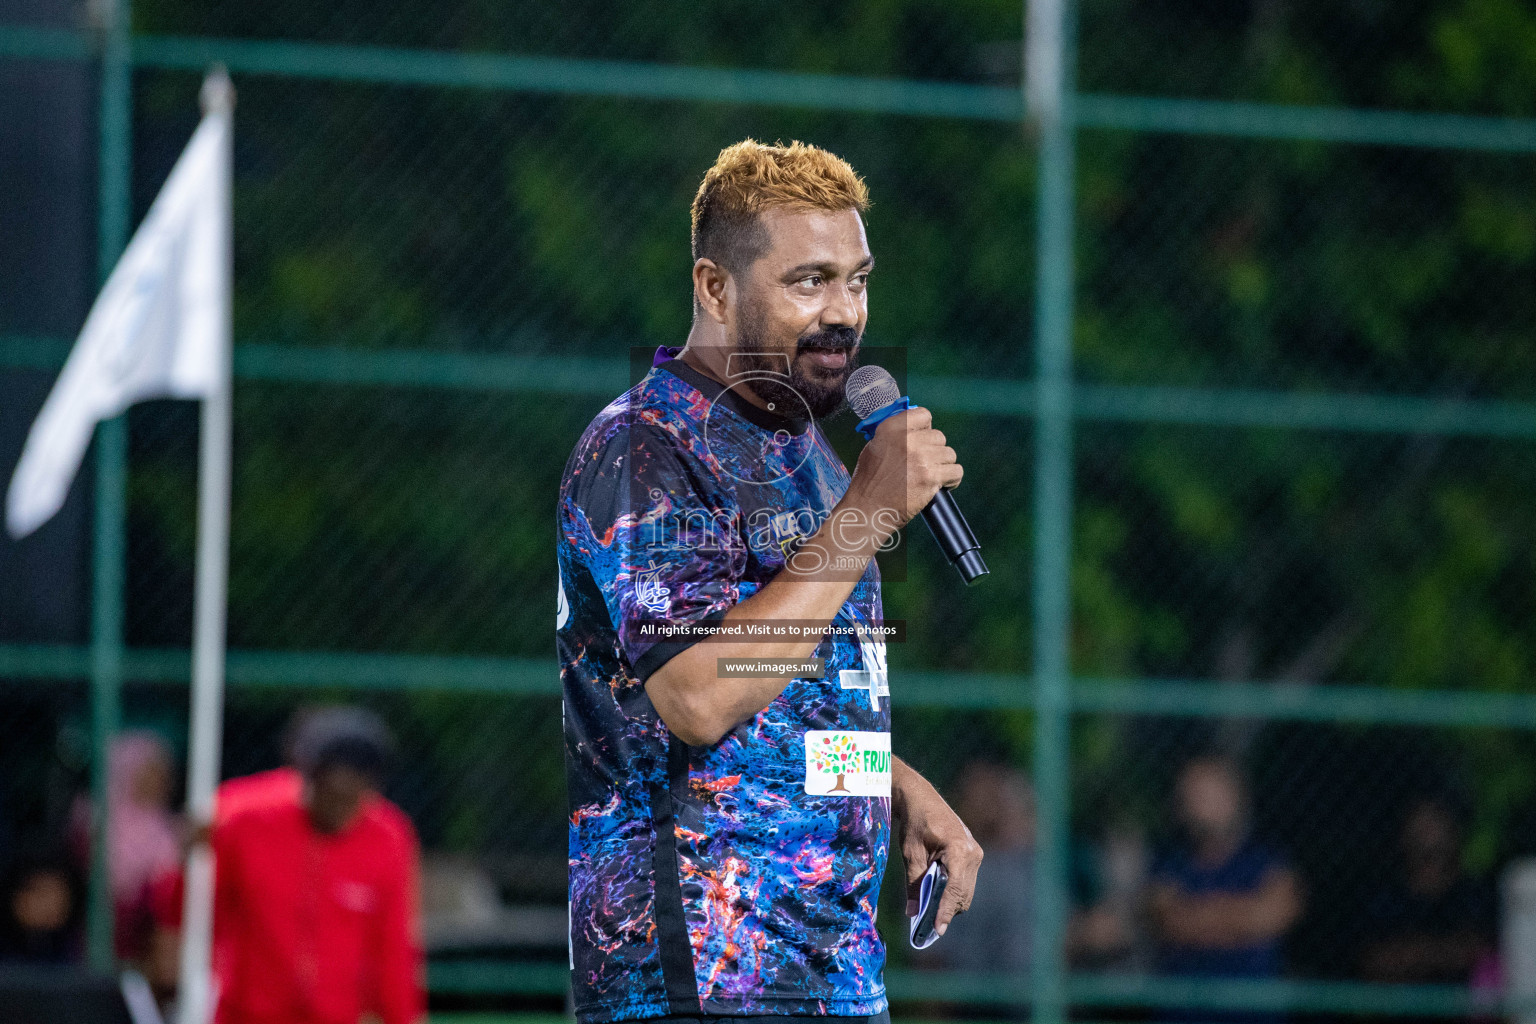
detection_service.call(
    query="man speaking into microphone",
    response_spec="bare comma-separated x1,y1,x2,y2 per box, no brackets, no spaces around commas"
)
557,139,983,1024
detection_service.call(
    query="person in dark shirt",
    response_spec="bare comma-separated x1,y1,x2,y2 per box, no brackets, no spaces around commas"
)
1148,753,1302,1009
1358,795,1495,985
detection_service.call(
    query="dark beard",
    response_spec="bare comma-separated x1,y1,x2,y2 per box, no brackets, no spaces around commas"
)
734,303,860,421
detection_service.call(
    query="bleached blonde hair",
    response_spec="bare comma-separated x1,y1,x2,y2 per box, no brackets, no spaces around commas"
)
691,139,870,272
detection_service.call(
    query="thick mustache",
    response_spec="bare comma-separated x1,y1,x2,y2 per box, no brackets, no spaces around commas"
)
798,329,859,354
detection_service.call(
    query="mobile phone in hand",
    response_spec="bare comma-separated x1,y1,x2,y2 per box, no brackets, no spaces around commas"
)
909,861,948,949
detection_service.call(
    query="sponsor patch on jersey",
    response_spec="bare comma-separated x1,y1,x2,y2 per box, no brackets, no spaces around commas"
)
804,730,892,797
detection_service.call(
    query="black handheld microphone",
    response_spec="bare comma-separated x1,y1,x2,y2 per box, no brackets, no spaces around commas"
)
846,366,989,585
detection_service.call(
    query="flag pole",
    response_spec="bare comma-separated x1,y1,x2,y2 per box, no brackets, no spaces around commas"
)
177,65,234,1024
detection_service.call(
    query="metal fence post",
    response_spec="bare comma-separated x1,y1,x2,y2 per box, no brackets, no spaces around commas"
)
86,0,132,972
1027,0,1078,1021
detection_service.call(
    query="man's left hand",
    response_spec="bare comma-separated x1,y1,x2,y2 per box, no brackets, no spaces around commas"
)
892,757,983,936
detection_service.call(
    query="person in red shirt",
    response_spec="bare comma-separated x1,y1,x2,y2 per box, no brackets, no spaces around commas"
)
208,707,425,1024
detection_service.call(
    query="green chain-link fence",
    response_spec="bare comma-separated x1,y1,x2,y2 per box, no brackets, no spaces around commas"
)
3,0,1536,1020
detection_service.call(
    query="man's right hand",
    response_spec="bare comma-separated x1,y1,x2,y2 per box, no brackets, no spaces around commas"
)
845,406,963,545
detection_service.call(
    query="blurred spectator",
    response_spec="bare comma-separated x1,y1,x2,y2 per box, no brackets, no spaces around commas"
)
914,761,1148,995
1358,795,1496,984
918,759,1035,981
0,849,83,964
1147,754,1301,999
1070,820,1148,972
164,706,425,1024
70,731,184,960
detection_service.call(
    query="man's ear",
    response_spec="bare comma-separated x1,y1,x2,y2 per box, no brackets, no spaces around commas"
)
693,258,732,325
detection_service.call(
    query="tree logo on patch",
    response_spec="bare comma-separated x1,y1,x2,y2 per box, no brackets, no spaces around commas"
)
811,733,860,793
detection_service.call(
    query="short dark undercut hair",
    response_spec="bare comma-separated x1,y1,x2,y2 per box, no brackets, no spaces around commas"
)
291,706,394,784
691,139,870,278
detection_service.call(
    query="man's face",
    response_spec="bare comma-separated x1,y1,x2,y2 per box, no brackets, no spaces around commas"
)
1177,761,1245,845
12,870,71,933
729,207,872,420
306,764,375,835
1402,801,1459,870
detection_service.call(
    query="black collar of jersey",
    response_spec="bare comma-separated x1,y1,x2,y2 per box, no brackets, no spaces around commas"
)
655,350,813,436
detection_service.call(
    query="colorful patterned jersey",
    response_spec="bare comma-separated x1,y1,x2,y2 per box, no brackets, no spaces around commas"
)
557,346,892,1024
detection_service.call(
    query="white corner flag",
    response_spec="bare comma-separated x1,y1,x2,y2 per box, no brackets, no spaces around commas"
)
8,68,235,1024
5,69,233,540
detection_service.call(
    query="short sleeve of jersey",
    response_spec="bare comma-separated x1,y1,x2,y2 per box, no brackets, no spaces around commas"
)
567,417,746,683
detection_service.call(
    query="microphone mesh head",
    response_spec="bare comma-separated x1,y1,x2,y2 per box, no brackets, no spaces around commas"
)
846,365,902,420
